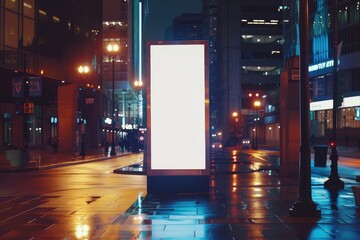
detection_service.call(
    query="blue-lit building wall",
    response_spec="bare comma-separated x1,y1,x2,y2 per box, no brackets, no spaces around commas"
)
129,0,147,128
284,0,360,147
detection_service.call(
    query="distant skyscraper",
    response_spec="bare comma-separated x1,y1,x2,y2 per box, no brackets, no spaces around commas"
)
217,0,283,145
171,13,202,40
102,0,147,135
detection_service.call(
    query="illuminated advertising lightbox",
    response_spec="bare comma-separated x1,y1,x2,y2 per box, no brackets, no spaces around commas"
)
146,41,209,177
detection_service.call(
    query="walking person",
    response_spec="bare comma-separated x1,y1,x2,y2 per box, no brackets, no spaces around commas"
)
52,137,59,154
104,141,109,156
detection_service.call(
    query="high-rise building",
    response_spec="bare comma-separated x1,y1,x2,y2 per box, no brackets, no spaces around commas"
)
171,13,202,40
202,0,221,142
302,0,360,147
0,0,102,152
217,0,283,146
101,0,147,147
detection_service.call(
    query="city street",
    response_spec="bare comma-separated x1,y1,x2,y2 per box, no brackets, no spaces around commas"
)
0,149,359,239
0,154,146,239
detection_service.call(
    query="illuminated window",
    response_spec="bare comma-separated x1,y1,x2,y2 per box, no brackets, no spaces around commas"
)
23,18,34,47
5,0,18,12
4,10,18,48
23,0,34,18
38,9,47,16
53,16,60,23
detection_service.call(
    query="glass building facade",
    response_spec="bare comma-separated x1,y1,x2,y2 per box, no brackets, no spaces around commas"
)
101,0,147,147
0,0,102,151
284,0,360,147
217,0,283,146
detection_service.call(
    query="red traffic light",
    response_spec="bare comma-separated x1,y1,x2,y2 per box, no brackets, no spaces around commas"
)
329,140,337,148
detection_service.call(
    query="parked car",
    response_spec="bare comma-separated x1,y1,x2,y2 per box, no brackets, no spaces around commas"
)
242,139,251,149
211,142,223,151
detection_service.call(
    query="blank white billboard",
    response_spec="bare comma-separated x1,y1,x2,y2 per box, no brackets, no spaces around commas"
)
147,42,209,174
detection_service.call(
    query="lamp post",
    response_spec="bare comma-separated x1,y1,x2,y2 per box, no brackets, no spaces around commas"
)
107,43,119,156
231,111,239,146
253,116,260,150
324,0,344,191
134,80,143,128
289,0,321,217
78,65,89,158
253,99,261,150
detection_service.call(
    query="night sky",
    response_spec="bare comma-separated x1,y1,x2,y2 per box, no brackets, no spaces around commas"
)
144,0,202,41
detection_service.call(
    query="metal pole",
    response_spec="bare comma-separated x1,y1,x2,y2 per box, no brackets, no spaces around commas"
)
110,57,116,156
80,127,85,157
80,80,85,158
289,0,320,217
324,0,344,190
255,111,258,150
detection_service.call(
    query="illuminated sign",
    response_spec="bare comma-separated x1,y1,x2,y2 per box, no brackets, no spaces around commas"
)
355,107,360,121
308,59,341,73
310,96,360,111
104,118,112,124
147,41,209,175
308,60,333,72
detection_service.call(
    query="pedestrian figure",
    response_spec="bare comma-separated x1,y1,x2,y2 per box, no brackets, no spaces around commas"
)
52,137,58,154
119,138,125,153
104,141,109,156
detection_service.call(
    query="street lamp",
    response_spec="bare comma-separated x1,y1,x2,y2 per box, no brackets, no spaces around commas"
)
253,99,261,150
134,80,143,128
231,111,239,146
324,0,344,191
253,117,260,150
78,65,89,158
107,43,119,156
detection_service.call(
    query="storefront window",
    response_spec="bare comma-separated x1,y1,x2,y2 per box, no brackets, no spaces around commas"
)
28,105,42,146
340,108,360,128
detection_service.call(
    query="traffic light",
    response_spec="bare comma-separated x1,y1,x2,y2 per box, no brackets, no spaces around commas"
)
248,92,262,109
329,139,337,148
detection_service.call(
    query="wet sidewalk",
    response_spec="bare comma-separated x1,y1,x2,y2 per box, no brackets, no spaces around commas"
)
110,149,360,239
0,147,133,172
0,147,359,239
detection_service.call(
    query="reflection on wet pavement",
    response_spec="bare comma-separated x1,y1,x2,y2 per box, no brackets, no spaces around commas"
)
0,149,359,239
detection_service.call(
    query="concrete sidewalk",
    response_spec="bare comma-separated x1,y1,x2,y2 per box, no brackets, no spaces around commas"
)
0,147,359,239
0,147,133,172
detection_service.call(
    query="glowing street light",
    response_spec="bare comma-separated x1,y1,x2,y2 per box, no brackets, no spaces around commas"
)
78,65,89,75
78,65,90,158
107,43,119,156
253,100,261,108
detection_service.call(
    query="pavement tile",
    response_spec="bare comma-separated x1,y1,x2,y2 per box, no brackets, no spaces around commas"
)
1,148,360,239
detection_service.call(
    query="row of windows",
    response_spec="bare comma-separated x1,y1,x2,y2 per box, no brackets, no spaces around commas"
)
4,0,34,18
312,108,360,129
1,2,100,59
242,35,283,44
242,51,282,60
311,68,360,99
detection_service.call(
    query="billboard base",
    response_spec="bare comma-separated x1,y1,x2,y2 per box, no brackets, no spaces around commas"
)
147,175,209,195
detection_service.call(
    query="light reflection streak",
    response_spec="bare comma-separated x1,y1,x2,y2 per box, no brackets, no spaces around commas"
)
75,224,89,239
232,164,237,172
232,174,238,187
